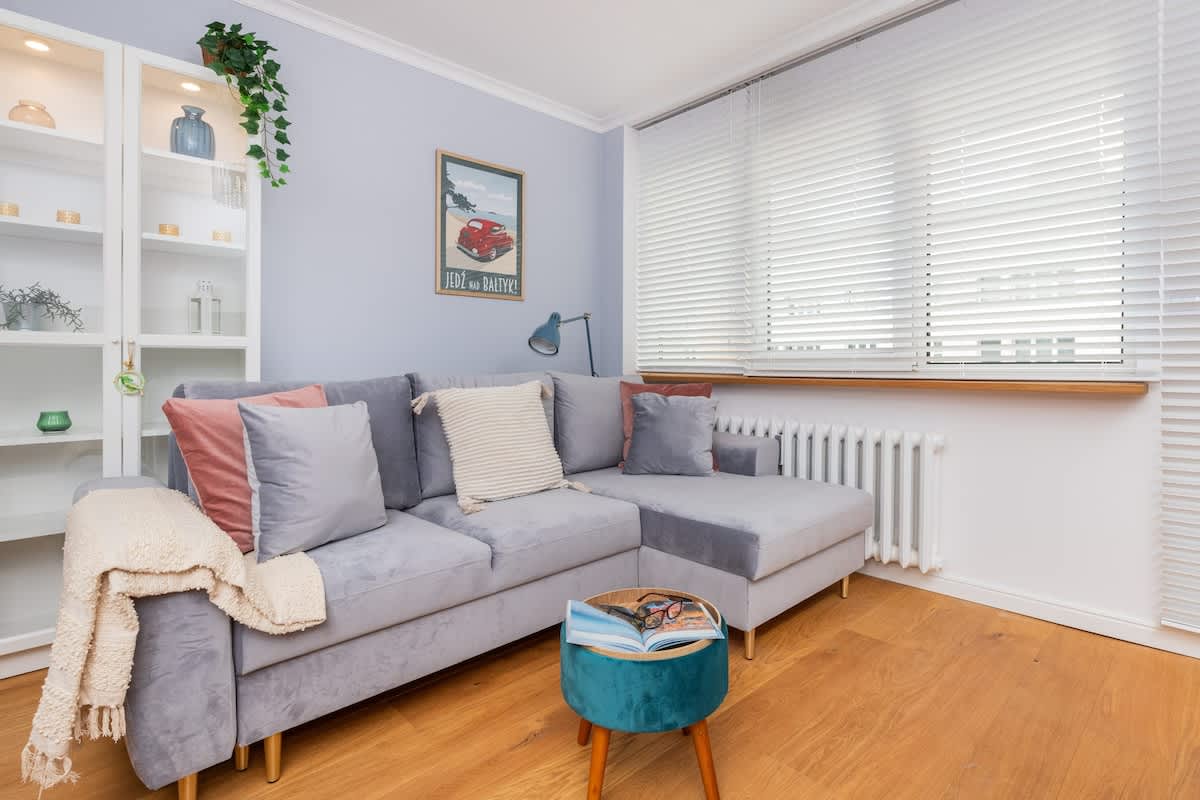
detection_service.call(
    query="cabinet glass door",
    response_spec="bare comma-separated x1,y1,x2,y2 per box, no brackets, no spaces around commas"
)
0,13,121,669
122,48,260,480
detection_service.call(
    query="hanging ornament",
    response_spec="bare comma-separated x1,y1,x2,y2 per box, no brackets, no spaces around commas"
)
114,340,146,396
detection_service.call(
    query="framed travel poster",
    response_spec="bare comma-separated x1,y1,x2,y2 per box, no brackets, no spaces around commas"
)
436,150,524,300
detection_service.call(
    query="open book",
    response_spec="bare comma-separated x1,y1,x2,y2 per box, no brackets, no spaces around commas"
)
564,597,724,654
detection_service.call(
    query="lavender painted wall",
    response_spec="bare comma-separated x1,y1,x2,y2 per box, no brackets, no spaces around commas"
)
3,0,621,378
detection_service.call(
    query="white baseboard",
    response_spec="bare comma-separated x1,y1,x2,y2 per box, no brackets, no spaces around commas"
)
862,562,1200,660
0,644,51,679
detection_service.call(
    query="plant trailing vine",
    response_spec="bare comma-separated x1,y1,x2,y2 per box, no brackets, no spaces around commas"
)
197,22,291,187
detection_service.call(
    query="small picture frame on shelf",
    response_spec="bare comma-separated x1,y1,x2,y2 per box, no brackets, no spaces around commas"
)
435,150,524,301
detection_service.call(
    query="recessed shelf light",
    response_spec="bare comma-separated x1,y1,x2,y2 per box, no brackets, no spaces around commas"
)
24,40,50,53
180,81,202,92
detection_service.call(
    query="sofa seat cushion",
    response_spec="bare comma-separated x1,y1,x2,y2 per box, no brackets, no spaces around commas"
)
233,510,492,675
408,489,641,592
572,468,873,581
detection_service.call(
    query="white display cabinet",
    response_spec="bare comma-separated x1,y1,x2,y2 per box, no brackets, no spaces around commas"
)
0,10,262,676
122,47,261,478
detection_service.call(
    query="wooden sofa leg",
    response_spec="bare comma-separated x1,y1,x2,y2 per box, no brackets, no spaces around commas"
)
841,574,850,599
177,773,198,800
264,732,282,783
233,744,249,771
744,627,756,660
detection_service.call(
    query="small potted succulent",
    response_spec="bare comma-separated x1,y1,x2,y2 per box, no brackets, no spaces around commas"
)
198,22,292,188
1,283,84,332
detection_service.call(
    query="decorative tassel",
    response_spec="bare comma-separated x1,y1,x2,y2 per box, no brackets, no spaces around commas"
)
458,496,485,514
566,480,592,494
541,383,551,399
20,742,79,790
411,392,431,415
86,706,100,740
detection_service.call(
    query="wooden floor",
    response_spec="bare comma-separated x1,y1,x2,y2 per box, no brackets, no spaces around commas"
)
4,576,1200,799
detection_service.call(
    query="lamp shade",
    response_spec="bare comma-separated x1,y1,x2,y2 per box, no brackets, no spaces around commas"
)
528,312,561,355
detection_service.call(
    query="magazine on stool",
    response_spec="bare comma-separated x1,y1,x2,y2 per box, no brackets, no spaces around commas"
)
564,595,724,654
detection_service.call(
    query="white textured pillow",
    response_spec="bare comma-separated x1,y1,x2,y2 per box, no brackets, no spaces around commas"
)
412,380,582,513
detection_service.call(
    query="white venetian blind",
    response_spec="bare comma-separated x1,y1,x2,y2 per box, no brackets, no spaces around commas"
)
636,0,1180,379
636,91,753,374
1159,0,1200,632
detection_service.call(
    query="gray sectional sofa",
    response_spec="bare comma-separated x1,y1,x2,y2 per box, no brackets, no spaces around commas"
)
80,371,871,796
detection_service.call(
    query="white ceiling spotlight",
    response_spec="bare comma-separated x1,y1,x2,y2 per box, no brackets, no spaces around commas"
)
24,39,50,52
180,81,202,92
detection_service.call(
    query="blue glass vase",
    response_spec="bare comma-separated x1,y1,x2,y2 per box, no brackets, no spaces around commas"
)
170,105,215,160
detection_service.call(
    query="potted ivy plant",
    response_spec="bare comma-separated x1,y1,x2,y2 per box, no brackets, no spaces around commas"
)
1,283,84,332
197,22,292,188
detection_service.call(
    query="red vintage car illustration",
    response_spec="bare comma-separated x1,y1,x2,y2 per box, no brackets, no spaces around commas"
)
456,218,514,262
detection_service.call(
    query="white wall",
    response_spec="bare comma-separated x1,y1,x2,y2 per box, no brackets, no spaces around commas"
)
711,383,1200,657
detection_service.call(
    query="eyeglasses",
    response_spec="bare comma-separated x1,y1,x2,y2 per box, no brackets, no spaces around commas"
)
600,593,689,631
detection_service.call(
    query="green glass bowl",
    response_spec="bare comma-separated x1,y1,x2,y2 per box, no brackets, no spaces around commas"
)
36,410,72,433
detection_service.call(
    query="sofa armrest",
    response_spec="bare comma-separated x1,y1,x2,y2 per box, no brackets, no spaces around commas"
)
125,592,236,790
73,475,166,504
714,431,780,477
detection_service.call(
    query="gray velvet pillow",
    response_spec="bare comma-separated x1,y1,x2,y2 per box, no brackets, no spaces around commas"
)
623,393,718,476
551,372,642,474
239,401,388,561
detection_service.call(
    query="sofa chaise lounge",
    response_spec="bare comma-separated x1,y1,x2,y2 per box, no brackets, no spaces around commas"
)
76,371,871,797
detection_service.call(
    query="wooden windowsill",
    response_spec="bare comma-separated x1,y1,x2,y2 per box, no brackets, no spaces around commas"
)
639,372,1150,396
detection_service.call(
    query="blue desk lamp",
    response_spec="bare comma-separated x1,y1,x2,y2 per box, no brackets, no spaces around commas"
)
529,311,596,377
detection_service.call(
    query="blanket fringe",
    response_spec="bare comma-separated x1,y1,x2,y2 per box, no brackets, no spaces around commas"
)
20,742,78,790
458,496,485,514
565,480,591,494
411,392,430,415
81,705,126,742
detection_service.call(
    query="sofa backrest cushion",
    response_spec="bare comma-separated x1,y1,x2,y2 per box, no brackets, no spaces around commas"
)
550,372,642,475
407,371,553,499
171,376,421,510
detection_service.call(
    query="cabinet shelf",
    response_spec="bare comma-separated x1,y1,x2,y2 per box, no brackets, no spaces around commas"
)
0,511,66,544
138,333,248,350
142,232,244,259
0,214,102,245
0,117,103,166
0,619,57,657
142,147,244,186
0,425,103,448
0,331,107,347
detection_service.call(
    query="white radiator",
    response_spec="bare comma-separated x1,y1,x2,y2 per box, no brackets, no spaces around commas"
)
716,416,946,574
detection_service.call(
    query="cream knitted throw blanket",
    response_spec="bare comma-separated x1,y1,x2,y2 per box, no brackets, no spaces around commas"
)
20,487,326,791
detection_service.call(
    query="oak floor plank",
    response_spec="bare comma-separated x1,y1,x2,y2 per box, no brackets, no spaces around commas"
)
3,577,1199,800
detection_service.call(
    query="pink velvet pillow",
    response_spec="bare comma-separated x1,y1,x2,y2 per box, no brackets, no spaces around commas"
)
162,385,327,552
619,381,715,467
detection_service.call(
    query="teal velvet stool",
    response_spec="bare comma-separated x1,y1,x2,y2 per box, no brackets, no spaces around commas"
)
560,588,729,799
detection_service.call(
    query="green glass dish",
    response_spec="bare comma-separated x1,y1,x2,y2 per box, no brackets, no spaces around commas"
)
36,410,72,433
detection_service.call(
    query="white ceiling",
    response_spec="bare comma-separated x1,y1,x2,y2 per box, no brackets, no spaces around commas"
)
241,0,923,131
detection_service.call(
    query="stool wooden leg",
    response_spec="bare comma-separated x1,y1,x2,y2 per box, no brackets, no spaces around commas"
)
577,718,593,746
264,732,282,783
177,773,198,800
688,718,720,800
744,627,756,660
233,744,249,771
841,574,850,599
587,725,611,800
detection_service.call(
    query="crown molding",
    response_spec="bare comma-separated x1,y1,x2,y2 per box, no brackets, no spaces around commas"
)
234,0,611,133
